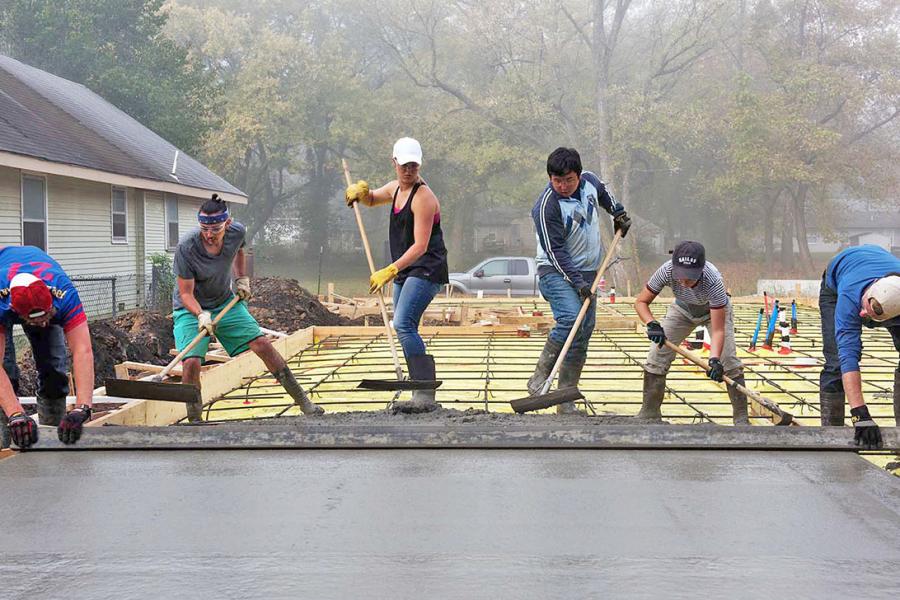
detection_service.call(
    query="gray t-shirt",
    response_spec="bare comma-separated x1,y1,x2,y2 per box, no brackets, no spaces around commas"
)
172,222,246,310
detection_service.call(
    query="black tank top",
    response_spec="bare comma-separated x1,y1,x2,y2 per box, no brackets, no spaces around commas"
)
389,182,449,284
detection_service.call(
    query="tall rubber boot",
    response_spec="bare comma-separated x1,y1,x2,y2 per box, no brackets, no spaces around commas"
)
638,371,666,422
556,357,585,415
819,390,845,426
893,368,900,427
726,373,750,425
186,400,203,423
391,354,440,414
274,366,324,416
527,338,564,396
36,394,66,426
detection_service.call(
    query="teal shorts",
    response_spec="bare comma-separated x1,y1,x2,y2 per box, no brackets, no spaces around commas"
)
173,297,263,362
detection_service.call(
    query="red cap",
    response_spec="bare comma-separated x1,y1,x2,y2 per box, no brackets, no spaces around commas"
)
9,273,53,318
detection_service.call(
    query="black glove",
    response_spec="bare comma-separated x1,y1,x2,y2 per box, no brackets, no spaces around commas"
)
58,405,92,445
612,209,632,238
8,412,38,449
851,405,883,450
706,357,724,382
646,320,666,347
577,283,594,302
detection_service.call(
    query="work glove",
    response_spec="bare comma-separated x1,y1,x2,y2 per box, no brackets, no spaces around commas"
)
369,264,399,294
197,311,216,337
646,320,666,348
235,276,252,301
8,412,38,449
345,180,370,207
576,283,594,302
612,209,632,238
706,357,725,382
851,405,883,450
58,405,92,445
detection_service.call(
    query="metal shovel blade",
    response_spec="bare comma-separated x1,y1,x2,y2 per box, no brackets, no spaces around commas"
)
104,378,202,404
357,379,443,391
510,387,585,414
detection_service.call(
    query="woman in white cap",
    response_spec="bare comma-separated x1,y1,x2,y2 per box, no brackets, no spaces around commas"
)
345,138,449,411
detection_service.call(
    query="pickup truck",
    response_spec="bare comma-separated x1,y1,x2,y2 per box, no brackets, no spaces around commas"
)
447,256,539,296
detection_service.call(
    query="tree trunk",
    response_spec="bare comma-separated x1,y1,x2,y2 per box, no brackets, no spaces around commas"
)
793,183,813,270
779,195,794,269
763,191,779,266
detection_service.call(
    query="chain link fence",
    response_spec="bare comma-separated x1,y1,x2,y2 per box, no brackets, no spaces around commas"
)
69,276,119,320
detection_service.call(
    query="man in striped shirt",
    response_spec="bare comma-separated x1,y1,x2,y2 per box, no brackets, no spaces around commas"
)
634,241,748,424
528,147,631,413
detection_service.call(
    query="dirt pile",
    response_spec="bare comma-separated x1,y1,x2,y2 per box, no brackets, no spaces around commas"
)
14,311,174,396
248,277,369,331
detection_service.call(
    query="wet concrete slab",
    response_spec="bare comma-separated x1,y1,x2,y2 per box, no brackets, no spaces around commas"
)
1,450,899,599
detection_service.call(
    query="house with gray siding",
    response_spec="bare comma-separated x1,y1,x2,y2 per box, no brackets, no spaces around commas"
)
0,54,247,317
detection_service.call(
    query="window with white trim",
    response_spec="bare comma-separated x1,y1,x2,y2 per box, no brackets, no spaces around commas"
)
22,175,47,251
112,187,127,243
165,194,179,249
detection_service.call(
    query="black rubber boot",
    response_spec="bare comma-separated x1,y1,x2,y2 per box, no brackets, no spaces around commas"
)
893,368,899,427
186,400,203,423
819,390,845,426
556,357,585,415
36,394,66,426
0,407,9,449
391,354,440,414
527,338,564,396
726,372,750,425
638,371,666,422
274,366,324,416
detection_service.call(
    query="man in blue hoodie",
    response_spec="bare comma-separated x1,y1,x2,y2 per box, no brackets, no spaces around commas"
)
528,147,631,413
819,245,900,449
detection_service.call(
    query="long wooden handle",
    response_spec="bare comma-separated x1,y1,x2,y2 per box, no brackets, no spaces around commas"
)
342,159,404,380
539,230,624,395
663,339,794,425
151,294,243,382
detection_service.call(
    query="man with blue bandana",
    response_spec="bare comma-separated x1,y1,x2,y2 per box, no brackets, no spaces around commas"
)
173,195,323,421
528,147,631,413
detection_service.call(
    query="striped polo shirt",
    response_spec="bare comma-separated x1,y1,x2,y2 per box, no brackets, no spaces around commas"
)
646,261,729,309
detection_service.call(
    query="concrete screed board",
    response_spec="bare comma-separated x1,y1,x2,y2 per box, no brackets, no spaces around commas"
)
1,449,899,599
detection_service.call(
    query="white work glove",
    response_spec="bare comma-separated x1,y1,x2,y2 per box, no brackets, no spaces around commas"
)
197,311,215,336
235,276,252,301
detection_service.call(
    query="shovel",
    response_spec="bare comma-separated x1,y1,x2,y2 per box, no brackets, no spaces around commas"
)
103,295,242,403
341,159,441,392
511,230,623,413
663,339,794,426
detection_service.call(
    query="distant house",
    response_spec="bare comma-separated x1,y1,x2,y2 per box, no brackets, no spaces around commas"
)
807,201,900,255
473,205,535,255
0,54,247,316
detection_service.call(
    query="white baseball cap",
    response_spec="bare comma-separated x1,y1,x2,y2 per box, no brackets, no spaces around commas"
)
392,137,422,165
861,274,900,321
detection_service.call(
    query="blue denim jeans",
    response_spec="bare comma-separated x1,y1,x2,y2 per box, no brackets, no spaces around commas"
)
539,271,597,363
2,321,69,400
393,277,442,358
819,274,900,392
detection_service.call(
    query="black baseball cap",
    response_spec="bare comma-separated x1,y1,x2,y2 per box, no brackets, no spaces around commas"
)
671,240,706,280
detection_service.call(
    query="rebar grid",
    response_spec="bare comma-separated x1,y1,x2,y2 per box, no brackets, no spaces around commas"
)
196,301,897,427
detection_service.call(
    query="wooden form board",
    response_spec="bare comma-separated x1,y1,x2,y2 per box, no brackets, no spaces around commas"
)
89,327,315,427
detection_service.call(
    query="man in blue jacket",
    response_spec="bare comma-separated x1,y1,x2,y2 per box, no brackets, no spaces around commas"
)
819,245,900,449
528,147,631,413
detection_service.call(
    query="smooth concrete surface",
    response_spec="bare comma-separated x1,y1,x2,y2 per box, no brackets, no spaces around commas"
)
1,450,900,599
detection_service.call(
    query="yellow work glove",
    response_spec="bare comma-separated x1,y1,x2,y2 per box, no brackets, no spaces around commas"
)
234,276,252,301
345,180,370,207
369,264,399,294
197,311,216,337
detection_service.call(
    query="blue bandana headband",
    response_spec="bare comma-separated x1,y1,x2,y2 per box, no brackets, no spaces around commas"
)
198,207,229,225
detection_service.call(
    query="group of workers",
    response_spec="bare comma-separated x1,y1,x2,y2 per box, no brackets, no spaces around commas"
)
1,141,898,450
